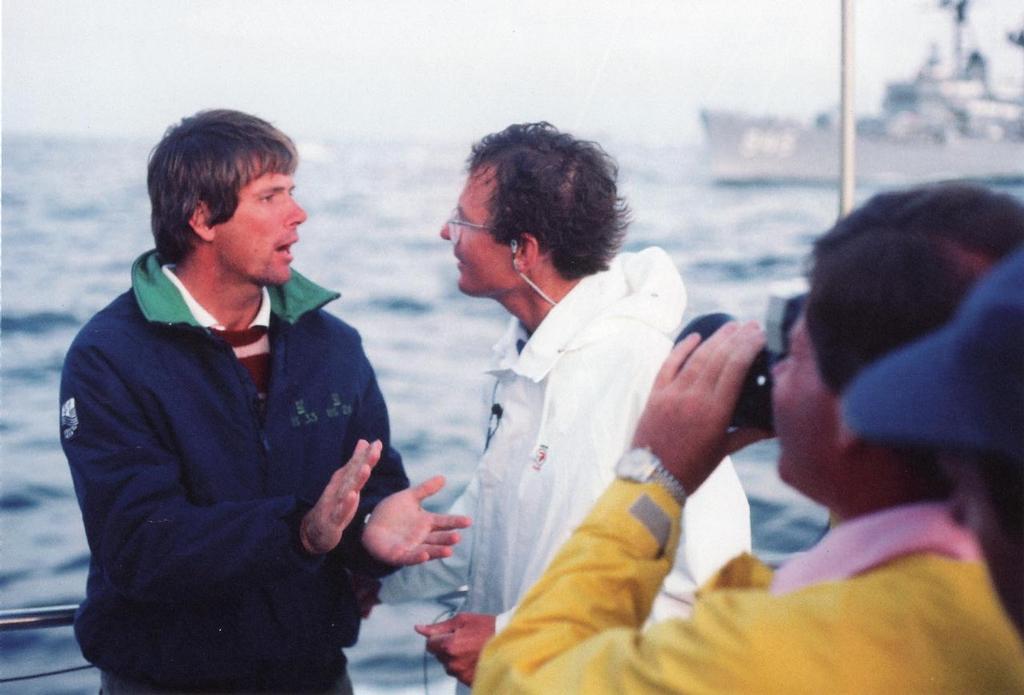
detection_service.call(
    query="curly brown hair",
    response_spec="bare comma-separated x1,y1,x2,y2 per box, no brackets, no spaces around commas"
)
467,122,629,279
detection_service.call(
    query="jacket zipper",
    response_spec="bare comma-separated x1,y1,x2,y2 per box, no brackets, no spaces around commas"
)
213,335,273,466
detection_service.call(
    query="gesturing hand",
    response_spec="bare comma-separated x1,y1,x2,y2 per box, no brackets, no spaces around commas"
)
414,612,496,686
362,476,471,566
632,321,768,494
300,439,382,555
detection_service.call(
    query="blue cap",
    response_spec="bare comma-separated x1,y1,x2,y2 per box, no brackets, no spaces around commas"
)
843,246,1024,463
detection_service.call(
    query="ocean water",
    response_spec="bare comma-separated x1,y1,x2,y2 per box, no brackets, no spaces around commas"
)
3,135,1015,693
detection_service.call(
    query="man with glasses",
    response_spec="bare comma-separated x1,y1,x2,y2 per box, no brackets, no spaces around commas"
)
379,122,750,688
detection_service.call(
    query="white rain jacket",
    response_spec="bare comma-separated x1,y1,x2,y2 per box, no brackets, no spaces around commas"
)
380,247,750,630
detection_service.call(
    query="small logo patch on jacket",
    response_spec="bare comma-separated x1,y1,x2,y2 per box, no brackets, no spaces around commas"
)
61,398,79,439
530,445,549,471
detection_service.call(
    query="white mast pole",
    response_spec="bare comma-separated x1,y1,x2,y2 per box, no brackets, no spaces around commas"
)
840,0,856,216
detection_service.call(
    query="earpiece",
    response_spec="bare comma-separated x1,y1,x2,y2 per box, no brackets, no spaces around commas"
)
510,239,519,253
510,239,521,269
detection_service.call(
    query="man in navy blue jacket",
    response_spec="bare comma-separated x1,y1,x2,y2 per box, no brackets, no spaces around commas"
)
59,109,469,693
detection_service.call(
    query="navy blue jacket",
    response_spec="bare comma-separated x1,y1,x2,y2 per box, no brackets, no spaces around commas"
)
59,251,408,691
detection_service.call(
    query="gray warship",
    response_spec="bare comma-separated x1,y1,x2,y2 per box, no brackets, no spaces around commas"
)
703,1,1024,184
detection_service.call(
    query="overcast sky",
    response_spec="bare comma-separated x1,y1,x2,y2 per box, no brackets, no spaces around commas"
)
3,0,1023,145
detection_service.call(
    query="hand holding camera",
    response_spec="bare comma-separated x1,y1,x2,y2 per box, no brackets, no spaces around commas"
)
632,321,768,494
675,287,805,431
631,285,805,495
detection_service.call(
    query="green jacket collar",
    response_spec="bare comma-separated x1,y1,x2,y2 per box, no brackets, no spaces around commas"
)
131,250,340,326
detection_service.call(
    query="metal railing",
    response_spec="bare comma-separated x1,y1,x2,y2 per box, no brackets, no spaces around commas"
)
0,605,94,686
0,604,78,631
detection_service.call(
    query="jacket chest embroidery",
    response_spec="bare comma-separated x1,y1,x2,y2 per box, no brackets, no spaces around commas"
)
530,444,549,472
290,393,352,427
325,393,352,418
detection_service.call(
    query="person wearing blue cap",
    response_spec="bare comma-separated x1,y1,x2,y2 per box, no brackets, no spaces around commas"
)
476,183,1024,693
844,246,1024,636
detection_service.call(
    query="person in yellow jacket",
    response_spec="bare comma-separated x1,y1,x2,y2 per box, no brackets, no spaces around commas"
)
476,183,1024,694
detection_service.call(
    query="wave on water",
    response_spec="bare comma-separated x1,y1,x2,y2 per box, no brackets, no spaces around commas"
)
53,554,91,575
0,491,41,512
46,203,108,221
365,297,433,315
0,483,71,511
2,311,82,335
691,253,802,281
2,191,27,209
0,567,34,591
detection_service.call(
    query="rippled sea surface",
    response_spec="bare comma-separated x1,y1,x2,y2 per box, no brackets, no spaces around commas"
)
3,135,1018,693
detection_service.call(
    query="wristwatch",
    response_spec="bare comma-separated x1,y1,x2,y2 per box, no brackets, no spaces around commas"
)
616,447,688,506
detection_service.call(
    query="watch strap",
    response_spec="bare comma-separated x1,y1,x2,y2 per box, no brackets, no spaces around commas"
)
650,462,688,506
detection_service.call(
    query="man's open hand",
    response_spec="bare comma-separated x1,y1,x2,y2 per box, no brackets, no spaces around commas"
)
362,476,471,566
300,439,382,555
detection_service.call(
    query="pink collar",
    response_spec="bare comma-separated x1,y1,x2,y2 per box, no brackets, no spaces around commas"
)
770,502,982,596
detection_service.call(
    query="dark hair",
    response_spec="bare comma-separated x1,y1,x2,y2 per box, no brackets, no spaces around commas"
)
467,122,629,279
147,109,298,263
806,183,1024,393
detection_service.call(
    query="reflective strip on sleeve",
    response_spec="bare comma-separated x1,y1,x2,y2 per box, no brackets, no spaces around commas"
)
628,493,671,557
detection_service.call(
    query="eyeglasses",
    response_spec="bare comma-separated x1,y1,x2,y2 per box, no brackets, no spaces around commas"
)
446,211,492,244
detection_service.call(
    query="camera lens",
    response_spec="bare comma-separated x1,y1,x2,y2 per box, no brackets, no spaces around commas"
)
675,313,774,431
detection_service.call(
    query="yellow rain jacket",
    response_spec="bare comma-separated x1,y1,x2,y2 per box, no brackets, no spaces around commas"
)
477,480,1024,694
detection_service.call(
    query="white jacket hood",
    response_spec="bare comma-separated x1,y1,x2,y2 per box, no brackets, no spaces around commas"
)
493,247,687,381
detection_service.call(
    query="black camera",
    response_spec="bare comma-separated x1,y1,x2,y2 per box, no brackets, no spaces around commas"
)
675,284,806,431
